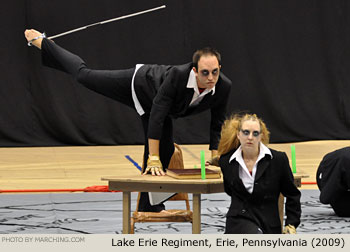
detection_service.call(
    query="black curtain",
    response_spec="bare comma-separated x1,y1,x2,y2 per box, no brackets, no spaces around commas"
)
0,0,350,147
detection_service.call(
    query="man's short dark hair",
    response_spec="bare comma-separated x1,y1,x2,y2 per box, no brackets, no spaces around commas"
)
192,47,221,70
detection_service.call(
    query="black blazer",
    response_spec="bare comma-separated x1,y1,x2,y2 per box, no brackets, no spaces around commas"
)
317,147,350,204
41,39,232,150
134,63,232,150
219,148,301,233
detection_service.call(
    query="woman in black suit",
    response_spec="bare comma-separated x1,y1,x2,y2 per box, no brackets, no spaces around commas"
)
217,114,301,234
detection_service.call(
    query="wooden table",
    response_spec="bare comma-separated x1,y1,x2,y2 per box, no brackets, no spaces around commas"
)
102,171,307,234
102,169,223,234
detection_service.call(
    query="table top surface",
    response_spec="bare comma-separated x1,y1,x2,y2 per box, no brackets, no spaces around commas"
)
102,168,224,193
102,168,307,193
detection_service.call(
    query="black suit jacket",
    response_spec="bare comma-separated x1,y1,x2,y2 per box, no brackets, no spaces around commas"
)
219,148,301,233
41,39,231,150
134,63,232,150
317,147,350,204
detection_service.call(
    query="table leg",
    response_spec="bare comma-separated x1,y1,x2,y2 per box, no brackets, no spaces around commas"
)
278,193,284,230
278,177,302,232
192,193,201,234
122,191,131,234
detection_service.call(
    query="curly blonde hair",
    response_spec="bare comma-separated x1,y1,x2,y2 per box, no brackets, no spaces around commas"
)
217,113,270,156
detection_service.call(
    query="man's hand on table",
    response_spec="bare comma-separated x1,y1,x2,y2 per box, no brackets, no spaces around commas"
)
143,154,165,176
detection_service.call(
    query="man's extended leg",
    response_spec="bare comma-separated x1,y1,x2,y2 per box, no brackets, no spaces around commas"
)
40,38,135,108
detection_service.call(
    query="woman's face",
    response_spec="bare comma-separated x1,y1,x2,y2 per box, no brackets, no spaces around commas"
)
237,119,261,153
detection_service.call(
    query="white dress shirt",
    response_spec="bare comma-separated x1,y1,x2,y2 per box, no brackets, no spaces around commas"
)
131,68,215,116
229,143,273,193
131,64,145,116
186,69,215,107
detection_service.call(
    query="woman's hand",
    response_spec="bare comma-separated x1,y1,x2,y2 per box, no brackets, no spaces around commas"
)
282,224,296,234
206,156,220,166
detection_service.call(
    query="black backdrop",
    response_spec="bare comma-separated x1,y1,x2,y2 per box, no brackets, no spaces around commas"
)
1,0,350,147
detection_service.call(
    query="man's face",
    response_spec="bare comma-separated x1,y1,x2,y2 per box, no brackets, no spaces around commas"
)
193,55,221,89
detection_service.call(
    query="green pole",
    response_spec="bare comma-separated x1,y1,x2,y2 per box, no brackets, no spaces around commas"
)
291,144,297,173
200,150,206,180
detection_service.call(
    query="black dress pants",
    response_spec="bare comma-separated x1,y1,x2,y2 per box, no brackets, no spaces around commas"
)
138,114,174,212
41,39,175,211
330,192,350,217
225,216,264,234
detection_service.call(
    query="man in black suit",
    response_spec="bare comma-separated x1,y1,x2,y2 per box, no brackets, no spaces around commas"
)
25,29,232,211
317,147,350,217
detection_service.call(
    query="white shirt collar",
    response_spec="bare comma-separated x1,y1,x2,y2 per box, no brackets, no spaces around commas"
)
186,69,216,95
228,143,272,194
229,142,272,163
